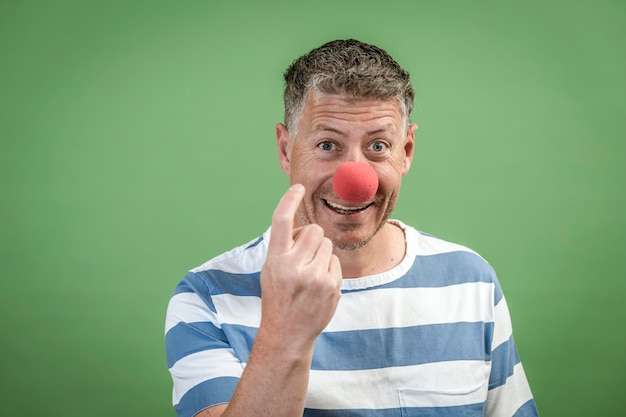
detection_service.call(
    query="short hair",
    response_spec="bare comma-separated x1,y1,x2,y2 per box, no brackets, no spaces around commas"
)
283,39,414,137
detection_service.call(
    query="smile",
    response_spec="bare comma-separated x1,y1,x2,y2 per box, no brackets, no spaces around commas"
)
323,199,373,215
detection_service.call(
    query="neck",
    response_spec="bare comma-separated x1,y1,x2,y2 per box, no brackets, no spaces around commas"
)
335,221,406,278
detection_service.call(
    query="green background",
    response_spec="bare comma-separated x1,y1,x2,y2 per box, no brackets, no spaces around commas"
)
1,1,624,416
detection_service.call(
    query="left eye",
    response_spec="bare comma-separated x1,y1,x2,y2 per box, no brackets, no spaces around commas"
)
369,142,387,152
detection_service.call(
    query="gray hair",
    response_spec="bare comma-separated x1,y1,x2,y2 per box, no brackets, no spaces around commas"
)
283,39,414,138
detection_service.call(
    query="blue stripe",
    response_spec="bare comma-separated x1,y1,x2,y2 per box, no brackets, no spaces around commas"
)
221,324,258,364
193,269,262,298
165,321,229,368
344,250,498,293
312,322,493,370
512,399,539,417
217,322,493,371
488,336,521,389
172,273,200,296
174,376,238,417
305,407,400,416
172,272,217,312
304,402,484,417
245,236,264,249
493,277,503,305
400,402,484,417
187,251,497,299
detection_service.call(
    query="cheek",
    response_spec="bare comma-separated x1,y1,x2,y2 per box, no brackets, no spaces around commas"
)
292,156,336,186
290,150,320,177
389,152,408,176
375,163,404,190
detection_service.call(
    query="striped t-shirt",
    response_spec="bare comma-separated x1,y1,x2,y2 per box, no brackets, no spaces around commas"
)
165,220,539,417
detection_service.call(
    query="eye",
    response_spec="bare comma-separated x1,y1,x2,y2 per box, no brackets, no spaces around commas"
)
368,141,387,152
318,141,336,151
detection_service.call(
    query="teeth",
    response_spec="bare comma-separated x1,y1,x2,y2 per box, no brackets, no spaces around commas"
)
324,200,370,213
326,201,368,210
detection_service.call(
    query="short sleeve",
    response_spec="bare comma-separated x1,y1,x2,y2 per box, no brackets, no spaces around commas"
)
485,279,539,417
165,271,243,417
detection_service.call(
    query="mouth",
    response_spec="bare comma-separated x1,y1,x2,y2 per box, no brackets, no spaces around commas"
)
323,199,373,215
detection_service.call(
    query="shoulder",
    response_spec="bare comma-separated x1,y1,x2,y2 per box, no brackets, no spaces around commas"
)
170,227,271,299
395,221,483,258
191,227,271,275
392,220,485,257
165,228,270,330
392,220,498,286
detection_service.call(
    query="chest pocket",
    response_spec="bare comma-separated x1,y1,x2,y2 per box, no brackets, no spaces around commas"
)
397,380,487,417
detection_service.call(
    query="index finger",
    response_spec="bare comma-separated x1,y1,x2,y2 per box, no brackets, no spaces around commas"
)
269,184,305,252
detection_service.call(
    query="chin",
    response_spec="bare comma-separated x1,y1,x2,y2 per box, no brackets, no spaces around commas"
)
332,237,368,251
329,223,383,252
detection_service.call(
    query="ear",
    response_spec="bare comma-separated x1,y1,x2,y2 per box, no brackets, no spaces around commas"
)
401,123,418,176
276,123,293,175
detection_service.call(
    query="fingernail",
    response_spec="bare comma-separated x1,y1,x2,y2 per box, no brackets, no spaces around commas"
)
290,184,305,193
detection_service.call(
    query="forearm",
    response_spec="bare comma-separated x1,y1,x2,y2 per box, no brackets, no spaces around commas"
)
221,328,315,417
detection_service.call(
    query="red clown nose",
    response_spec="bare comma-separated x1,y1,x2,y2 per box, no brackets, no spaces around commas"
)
332,162,379,203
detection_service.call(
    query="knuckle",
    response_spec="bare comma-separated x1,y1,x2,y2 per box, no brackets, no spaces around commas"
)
297,224,323,243
321,237,333,250
304,223,324,235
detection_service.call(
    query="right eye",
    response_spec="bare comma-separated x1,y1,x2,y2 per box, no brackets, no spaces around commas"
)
318,141,336,151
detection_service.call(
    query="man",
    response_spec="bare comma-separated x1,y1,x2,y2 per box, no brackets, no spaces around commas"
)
165,39,539,417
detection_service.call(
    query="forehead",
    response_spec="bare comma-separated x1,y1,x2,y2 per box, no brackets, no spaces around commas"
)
299,92,404,134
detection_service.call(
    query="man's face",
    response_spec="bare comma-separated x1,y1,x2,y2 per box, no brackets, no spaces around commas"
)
277,91,416,251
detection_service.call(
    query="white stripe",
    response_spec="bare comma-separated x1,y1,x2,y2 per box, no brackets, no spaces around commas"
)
191,230,269,274
492,297,513,350
485,362,534,416
410,225,481,258
307,360,490,409
189,223,484,277
169,349,244,406
165,292,218,335
212,294,262,328
327,282,495,332
209,282,495,331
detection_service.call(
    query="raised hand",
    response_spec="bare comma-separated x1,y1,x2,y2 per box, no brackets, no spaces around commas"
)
209,185,343,417
259,184,343,348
